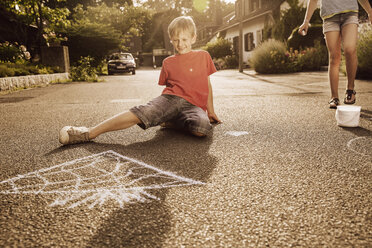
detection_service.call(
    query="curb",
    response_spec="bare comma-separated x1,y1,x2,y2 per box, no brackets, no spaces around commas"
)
0,73,69,92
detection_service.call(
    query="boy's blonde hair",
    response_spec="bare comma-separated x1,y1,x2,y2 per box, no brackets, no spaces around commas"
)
168,16,196,38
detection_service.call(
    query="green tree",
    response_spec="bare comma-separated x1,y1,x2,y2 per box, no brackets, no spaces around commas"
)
141,0,234,53
143,0,193,13
271,0,306,41
263,0,322,41
0,0,70,47
203,37,232,59
65,3,150,64
190,0,235,25
142,9,180,52
60,0,133,12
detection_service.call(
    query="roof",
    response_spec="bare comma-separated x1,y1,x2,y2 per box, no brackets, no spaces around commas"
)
215,0,284,33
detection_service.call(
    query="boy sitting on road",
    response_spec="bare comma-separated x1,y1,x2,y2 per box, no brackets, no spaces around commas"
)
59,16,221,145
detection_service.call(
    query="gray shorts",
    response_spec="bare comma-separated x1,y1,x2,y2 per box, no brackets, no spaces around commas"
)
130,94,212,135
323,12,359,34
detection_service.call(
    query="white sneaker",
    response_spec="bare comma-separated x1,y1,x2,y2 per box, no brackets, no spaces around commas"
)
59,126,91,145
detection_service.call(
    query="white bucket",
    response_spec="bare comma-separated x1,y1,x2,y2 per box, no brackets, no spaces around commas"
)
335,105,361,127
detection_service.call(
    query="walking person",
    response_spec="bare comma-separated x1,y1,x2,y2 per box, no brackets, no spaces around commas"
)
59,16,221,145
299,0,372,108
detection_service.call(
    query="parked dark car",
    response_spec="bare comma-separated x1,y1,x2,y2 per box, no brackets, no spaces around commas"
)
107,53,136,75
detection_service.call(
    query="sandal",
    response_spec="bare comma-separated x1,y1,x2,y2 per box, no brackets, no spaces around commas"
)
329,98,340,109
344,89,356,104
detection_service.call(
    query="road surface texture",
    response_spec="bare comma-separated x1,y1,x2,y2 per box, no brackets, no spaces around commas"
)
1,68,371,247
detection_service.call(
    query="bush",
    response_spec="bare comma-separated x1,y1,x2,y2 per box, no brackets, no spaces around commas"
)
296,48,322,71
70,56,99,82
0,42,22,62
0,62,62,77
296,41,328,71
250,39,327,74
0,42,31,63
214,55,239,70
250,39,292,74
0,64,15,77
357,25,372,79
223,55,239,69
203,38,233,59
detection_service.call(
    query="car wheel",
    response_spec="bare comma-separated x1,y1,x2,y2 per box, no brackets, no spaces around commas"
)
132,70,136,75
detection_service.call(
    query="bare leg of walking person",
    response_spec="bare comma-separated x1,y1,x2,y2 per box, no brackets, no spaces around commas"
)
325,31,342,108
341,23,358,104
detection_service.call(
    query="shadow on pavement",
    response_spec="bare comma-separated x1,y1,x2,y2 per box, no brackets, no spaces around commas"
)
88,200,171,248
337,110,372,136
241,71,322,94
360,109,372,121
341,126,372,136
57,128,217,247
0,96,34,103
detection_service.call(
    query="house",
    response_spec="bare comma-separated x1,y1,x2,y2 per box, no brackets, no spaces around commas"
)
206,0,307,64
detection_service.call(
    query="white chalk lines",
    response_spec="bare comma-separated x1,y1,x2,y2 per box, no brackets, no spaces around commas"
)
346,136,372,157
225,131,249,137
0,150,204,209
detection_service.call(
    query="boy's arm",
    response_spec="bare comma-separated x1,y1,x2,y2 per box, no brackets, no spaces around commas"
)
206,77,221,123
298,0,318,35
359,0,372,23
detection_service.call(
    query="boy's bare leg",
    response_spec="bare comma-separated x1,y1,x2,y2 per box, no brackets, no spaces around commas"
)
89,111,141,139
341,23,358,102
325,31,342,100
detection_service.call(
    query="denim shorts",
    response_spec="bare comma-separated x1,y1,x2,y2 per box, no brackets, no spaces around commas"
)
130,94,212,135
323,12,359,34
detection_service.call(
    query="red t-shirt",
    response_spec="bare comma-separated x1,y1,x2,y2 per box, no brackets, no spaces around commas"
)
158,50,217,111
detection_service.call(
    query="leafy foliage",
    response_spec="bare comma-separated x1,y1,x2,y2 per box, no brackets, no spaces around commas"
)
295,43,327,71
214,55,239,70
250,39,326,74
264,0,322,42
0,42,27,63
287,24,325,50
64,19,121,65
0,62,62,77
250,39,291,73
357,25,372,79
70,56,98,82
142,10,180,52
141,0,235,53
64,3,150,65
0,0,70,47
143,0,192,13
203,38,232,59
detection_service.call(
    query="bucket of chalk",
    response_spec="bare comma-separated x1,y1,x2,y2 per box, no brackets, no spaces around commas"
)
335,105,361,127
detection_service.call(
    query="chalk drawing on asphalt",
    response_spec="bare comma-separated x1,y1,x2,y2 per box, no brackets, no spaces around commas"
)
346,136,372,156
0,150,204,209
225,131,249,137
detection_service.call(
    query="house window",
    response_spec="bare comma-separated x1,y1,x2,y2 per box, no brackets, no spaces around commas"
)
256,29,263,45
233,36,239,55
250,0,260,12
244,32,255,51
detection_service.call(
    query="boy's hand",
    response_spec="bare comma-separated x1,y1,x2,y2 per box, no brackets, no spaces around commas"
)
208,113,222,124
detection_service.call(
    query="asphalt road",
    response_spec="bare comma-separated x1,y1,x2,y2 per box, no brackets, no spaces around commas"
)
0,68,371,247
